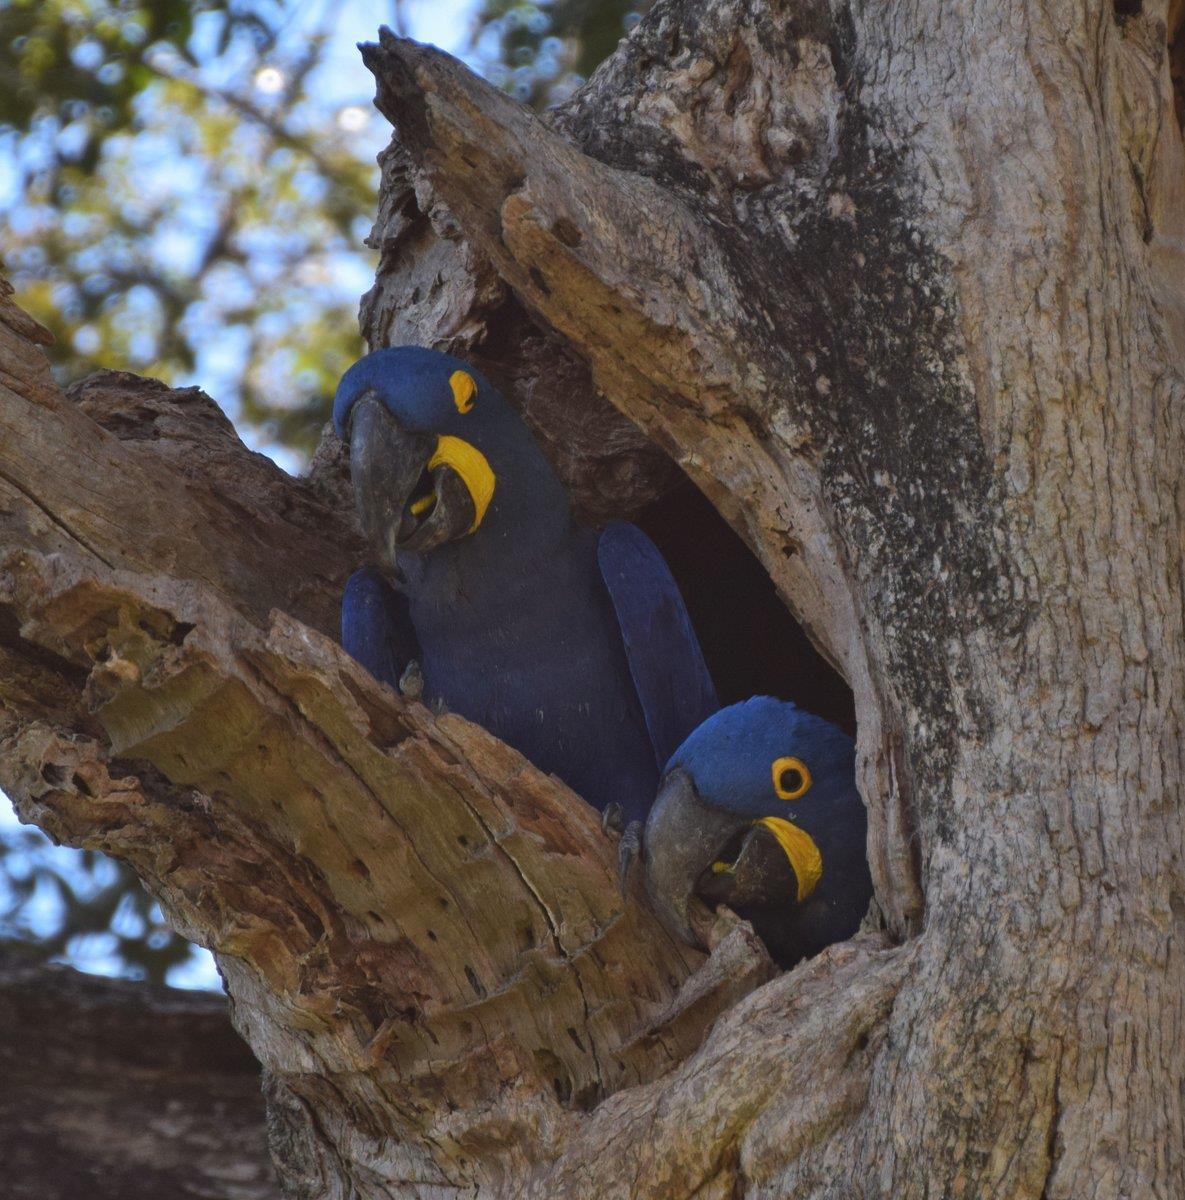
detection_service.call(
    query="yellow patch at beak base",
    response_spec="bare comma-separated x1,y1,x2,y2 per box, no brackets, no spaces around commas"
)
756,816,823,902
428,435,496,533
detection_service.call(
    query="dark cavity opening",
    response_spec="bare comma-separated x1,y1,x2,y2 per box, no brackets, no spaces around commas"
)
635,480,855,737
1172,4,1185,135
1113,0,1142,22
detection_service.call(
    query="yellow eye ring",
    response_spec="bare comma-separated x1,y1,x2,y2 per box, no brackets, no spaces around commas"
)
450,370,477,413
772,756,811,801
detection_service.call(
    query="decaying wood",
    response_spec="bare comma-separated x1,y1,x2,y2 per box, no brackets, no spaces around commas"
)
0,278,795,1195
4,0,1185,1193
358,141,683,526
0,951,277,1199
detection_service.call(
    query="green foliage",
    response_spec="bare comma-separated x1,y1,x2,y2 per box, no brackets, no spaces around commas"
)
476,0,651,106
0,827,197,986
2,0,375,459
0,1,242,168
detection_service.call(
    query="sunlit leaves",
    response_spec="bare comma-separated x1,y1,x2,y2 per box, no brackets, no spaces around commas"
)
0,0,241,173
475,0,652,107
0,827,209,987
3,0,376,458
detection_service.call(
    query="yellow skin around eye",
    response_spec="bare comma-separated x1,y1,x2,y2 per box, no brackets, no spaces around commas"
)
450,370,476,413
772,755,812,801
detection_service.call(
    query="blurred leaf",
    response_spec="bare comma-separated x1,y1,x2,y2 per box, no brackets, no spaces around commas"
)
472,0,653,107
0,824,200,986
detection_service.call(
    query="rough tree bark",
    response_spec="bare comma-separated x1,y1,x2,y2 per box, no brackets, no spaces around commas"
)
2,0,1183,1195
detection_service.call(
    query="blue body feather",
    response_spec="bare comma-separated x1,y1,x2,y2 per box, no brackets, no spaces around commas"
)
338,347,717,822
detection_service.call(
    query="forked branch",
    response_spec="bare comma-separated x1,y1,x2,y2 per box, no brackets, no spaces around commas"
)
0,281,905,1195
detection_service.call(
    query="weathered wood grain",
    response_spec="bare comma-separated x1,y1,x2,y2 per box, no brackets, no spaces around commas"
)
0,275,788,1196
355,3,1185,1196
4,0,1185,1191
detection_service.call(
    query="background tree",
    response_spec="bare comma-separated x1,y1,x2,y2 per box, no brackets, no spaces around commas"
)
1,0,1183,1195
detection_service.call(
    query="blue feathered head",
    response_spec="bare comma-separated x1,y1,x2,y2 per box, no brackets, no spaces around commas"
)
333,347,512,441
664,696,855,825
643,697,867,951
334,347,568,568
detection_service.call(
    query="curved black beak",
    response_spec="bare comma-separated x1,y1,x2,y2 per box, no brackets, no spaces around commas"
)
642,769,743,944
642,769,812,948
348,393,476,569
695,822,801,910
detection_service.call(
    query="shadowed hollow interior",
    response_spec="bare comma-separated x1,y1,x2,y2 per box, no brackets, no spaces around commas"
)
635,479,855,738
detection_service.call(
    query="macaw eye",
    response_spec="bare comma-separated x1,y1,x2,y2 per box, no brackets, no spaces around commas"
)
450,370,477,413
772,756,811,801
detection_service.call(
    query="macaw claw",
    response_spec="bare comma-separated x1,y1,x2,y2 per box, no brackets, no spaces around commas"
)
618,821,642,896
601,801,624,835
398,659,424,699
600,804,641,895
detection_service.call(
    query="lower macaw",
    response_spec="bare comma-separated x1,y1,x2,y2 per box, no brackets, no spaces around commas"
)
641,697,872,968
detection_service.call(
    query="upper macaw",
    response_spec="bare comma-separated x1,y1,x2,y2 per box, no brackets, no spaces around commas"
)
640,696,871,968
335,346,717,823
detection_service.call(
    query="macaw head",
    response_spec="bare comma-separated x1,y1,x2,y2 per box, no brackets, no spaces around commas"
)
642,696,867,949
333,347,565,569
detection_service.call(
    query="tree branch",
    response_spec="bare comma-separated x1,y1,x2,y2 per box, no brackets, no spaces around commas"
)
358,23,925,935
0,276,814,1192
0,951,277,1199
0,282,359,638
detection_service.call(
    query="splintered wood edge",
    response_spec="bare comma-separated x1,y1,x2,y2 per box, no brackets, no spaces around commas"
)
0,547,792,1114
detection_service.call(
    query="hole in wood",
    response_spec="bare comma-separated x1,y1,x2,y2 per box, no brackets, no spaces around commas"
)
636,479,855,734
1172,0,1185,133
464,965,486,998
40,762,69,787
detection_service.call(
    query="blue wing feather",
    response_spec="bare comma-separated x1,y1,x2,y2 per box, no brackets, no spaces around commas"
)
342,568,421,690
598,522,718,770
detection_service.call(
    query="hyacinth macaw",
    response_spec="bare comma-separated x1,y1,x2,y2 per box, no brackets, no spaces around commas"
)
641,696,871,968
335,346,717,823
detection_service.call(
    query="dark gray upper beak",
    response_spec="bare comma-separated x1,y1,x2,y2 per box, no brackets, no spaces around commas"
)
641,768,746,945
642,769,807,948
348,392,475,569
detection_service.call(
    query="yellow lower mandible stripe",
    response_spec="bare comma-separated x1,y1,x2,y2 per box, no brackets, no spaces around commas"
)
428,436,496,532
756,816,823,902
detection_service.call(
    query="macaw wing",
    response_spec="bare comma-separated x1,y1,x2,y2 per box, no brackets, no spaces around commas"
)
597,522,718,770
342,567,421,691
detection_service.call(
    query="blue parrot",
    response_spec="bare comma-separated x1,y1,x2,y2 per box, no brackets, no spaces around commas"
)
639,697,871,968
335,346,717,823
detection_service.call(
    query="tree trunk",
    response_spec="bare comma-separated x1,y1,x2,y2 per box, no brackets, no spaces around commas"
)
3,0,1184,1195
0,951,277,1199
